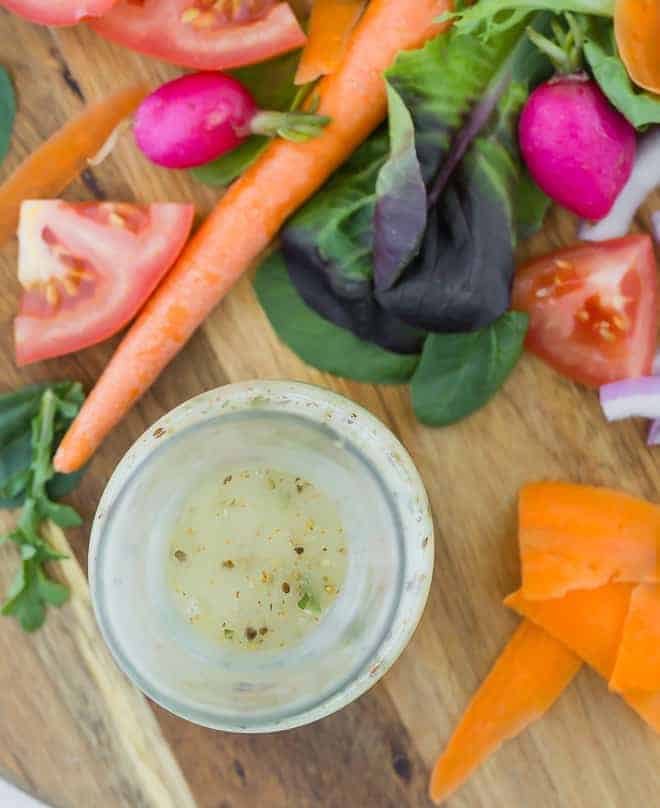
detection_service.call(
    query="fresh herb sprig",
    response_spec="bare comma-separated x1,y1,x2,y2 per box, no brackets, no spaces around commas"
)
0,383,85,631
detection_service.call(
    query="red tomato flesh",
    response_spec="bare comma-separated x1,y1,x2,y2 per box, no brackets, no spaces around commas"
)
14,200,194,366
89,0,306,71
512,235,658,388
0,0,116,26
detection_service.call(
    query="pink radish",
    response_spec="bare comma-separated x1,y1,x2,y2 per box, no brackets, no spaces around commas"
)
134,72,329,170
518,17,636,221
519,75,636,220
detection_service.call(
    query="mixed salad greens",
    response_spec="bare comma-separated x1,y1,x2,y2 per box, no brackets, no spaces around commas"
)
2,0,660,633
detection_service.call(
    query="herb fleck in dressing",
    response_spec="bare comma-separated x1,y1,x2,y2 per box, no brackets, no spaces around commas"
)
166,467,348,651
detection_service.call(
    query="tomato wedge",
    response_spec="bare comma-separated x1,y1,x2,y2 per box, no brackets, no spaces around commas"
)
0,0,116,26
14,201,194,366
512,236,657,388
89,0,306,71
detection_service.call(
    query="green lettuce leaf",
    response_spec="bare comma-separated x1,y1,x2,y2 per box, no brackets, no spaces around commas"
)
447,0,613,37
254,253,420,384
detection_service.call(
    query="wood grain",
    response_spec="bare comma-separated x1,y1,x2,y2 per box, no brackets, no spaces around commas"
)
2,9,660,807
0,515,197,808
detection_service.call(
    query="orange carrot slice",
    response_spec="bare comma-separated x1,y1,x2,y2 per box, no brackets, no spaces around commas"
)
295,0,367,85
519,482,660,600
610,584,660,693
0,84,147,248
429,620,581,805
506,586,660,732
615,0,660,94
505,585,633,678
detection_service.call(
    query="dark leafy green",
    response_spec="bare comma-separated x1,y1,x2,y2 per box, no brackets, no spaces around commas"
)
373,84,426,290
254,253,420,383
0,383,86,631
0,66,15,166
514,169,551,240
584,20,660,127
191,49,303,188
284,18,551,345
411,312,528,426
0,382,86,509
281,137,426,354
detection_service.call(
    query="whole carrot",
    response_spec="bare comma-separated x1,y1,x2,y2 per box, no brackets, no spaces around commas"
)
0,85,147,247
53,0,447,473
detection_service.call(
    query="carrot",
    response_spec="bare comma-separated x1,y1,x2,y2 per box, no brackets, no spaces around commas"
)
506,586,660,732
518,482,660,600
615,0,660,94
295,0,367,85
610,584,660,693
53,0,447,474
429,620,581,805
0,85,147,248
505,585,633,680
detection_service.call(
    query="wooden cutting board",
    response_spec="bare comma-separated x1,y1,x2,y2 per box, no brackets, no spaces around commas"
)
2,10,660,807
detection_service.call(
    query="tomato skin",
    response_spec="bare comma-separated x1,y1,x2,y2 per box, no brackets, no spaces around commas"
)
0,0,116,26
89,0,306,71
14,201,194,366
512,236,657,388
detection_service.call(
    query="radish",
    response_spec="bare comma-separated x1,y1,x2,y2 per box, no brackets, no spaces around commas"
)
518,17,636,221
134,72,329,170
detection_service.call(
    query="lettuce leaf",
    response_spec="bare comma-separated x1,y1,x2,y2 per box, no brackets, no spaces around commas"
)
280,17,551,348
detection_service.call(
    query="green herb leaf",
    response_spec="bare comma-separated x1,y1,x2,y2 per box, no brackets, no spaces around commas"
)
0,383,86,631
297,589,321,614
254,252,420,384
0,66,15,167
584,21,660,128
411,312,529,426
0,382,86,508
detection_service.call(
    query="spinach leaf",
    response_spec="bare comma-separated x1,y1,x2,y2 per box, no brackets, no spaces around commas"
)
0,66,15,166
191,49,302,188
514,169,550,239
411,312,528,426
373,83,426,290
584,21,660,127
254,252,420,383
191,137,268,187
